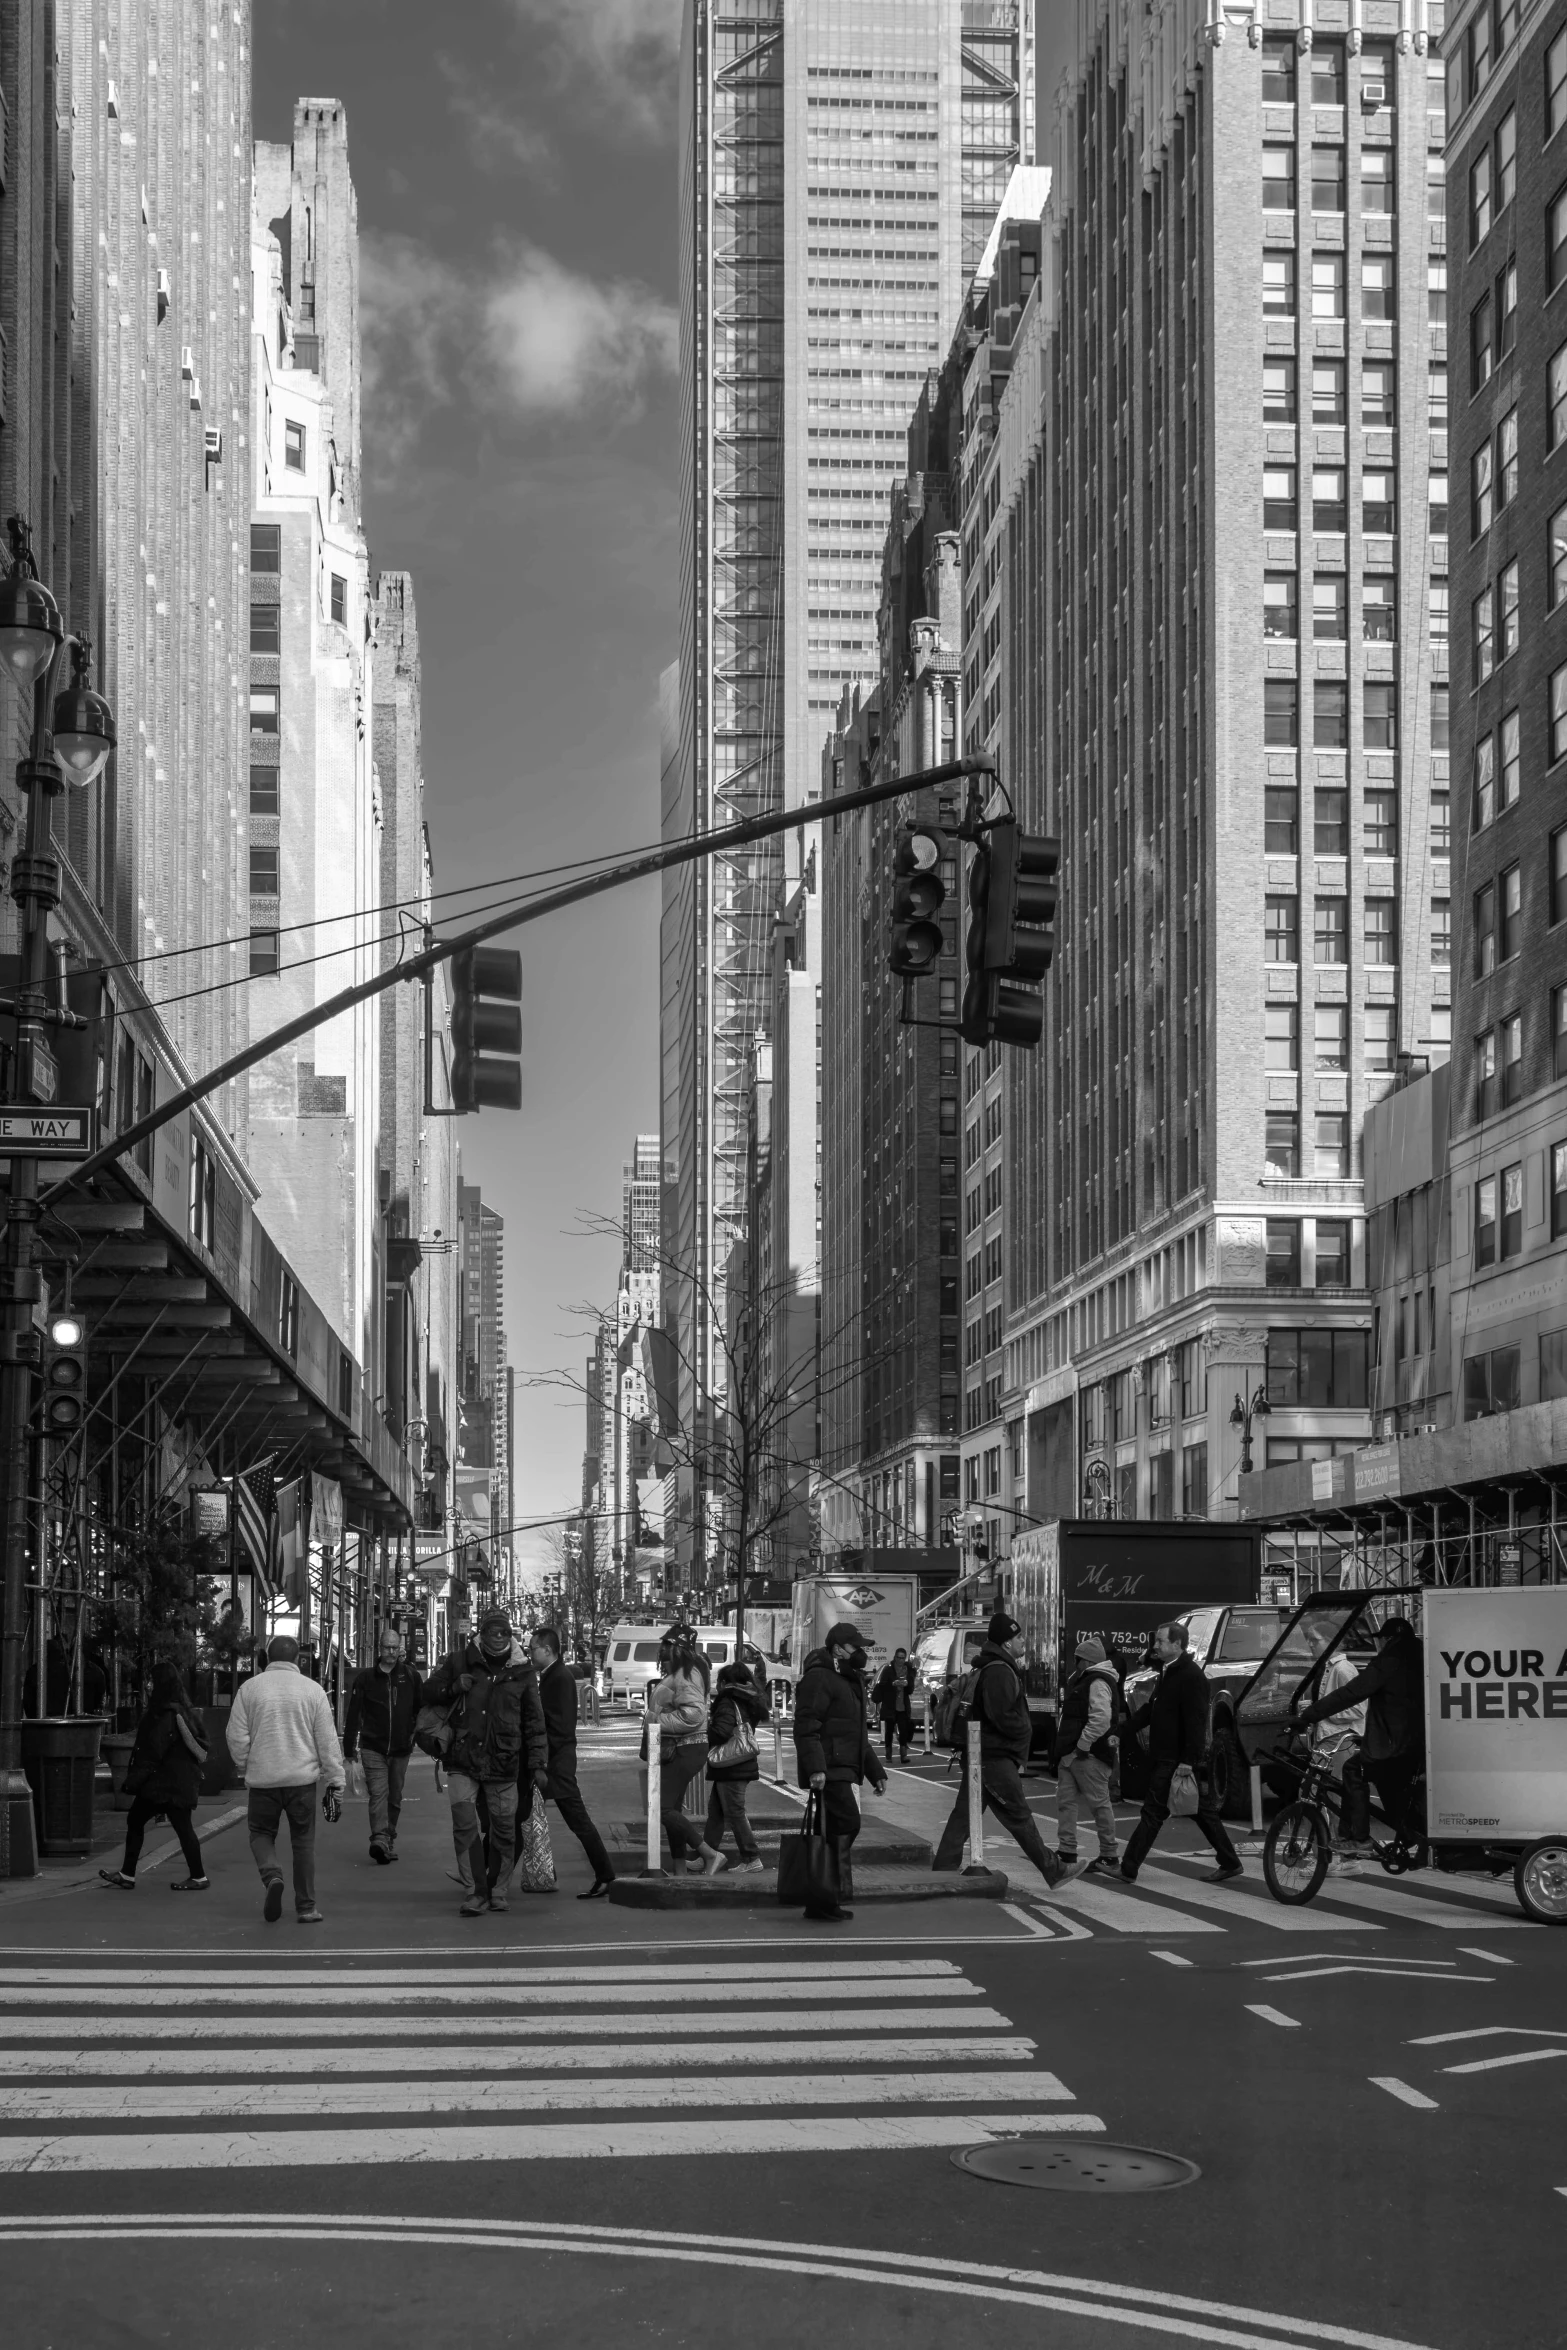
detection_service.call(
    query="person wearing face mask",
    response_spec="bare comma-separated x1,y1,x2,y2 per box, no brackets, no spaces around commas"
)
792,1623,887,1921
421,1609,548,1916
343,1629,423,1866
1119,1619,1242,1884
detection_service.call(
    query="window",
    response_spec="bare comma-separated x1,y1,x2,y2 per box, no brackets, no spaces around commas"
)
1468,7,1493,102
1366,1006,1396,1070
1475,879,1497,975
1263,146,1296,209
1474,732,1496,829
1365,788,1397,854
249,603,279,654
1315,1003,1348,1069
1499,559,1519,661
1431,790,1451,851
250,522,281,572
189,1137,216,1254
1263,36,1297,104
1265,894,1300,961
1501,1012,1523,1106
1465,1345,1521,1416
249,845,279,896
1267,1221,1302,1287
1499,709,1519,809
1314,680,1348,748
1472,442,1494,538
1474,586,1495,682
1475,1025,1499,1121
1428,363,1448,426
1550,345,1567,449
1311,43,1345,105
1500,861,1521,959
1264,253,1297,315
1501,1161,1524,1256
1313,361,1347,424
1264,358,1298,422
1365,900,1397,965
1551,506,1567,605
1497,257,1517,359
1552,187,1567,295
1316,1221,1350,1290
1313,575,1347,638
1361,148,1394,215
1362,575,1396,642
1497,409,1518,508
1552,827,1567,923
1472,294,1494,393
1429,473,1449,537
330,573,347,626
249,685,279,733
1428,258,1447,325
1361,362,1394,427
249,928,280,977
1362,40,1395,105
1429,54,1448,138
1266,784,1299,852
1429,580,1449,645
1551,27,1567,140
1432,897,1451,964
1266,1327,1369,1409
1265,1112,1301,1176
1266,1004,1300,1069
1312,145,1346,212
1311,253,1345,319
1263,573,1298,637
1265,679,1299,745
1362,469,1396,534
1556,1137,1567,1233
279,1272,299,1360
1361,255,1395,321
1431,683,1450,750
1427,154,1446,221
1315,1112,1350,1177
1314,895,1348,962
1181,1442,1209,1516
1315,787,1348,855
1470,146,1493,245
1314,468,1347,531
284,418,306,471
249,764,278,817
1553,663,1567,762
1264,467,1298,530
1364,681,1397,751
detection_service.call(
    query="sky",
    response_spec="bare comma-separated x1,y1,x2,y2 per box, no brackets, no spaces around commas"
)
254,1,1079,1553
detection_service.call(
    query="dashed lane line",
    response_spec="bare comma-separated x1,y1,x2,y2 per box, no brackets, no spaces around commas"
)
1244,2005,1301,2029
1150,1951,1195,1968
1438,2048,1567,2075
1370,2077,1440,2110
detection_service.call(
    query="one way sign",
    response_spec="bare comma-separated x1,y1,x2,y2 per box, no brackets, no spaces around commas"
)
0,1106,96,1156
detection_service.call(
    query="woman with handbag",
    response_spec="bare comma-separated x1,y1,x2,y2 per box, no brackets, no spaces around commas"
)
99,1661,210,1892
705,1660,768,1871
647,1637,727,1877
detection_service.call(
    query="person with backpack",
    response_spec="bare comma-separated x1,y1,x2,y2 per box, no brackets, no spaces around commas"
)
932,1613,1070,1888
1052,1636,1122,1876
99,1661,211,1893
705,1659,768,1871
421,1609,549,1915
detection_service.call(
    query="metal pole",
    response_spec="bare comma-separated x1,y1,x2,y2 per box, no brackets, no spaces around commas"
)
643,1726,663,1876
965,1715,985,1871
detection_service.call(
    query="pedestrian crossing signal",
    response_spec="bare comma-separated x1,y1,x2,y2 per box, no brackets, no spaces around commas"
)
42,1311,88,1441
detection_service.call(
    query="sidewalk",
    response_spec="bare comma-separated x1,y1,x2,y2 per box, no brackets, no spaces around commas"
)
0,1791,250,1909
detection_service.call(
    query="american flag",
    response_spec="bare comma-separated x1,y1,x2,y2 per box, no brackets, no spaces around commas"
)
235,1456,280,1600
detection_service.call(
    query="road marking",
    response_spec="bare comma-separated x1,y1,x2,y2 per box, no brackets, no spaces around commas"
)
1258,1968,1493,1986
0,2112,1108,2175
0,2004,1018,2045
1438,2049,1567,2075
0,1977,985,2012
1257,1873,1528,1931
1150,1952,1195,1968
1027,1903,1095,1943
1458,1946,1515,1965
0,1959,966,1989
1244,2005,1301,2029
998,1902,1057,1937
1235,1952,1455,1967
1370,2077,1439,2110
1133,1865,1380,1932
1042,1876,1223,1934
0,2034,1040,2079
1407,2027,1567,2046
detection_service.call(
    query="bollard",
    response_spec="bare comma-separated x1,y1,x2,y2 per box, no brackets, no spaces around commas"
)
923,1700,932,1758
1250,1762,1264,1835
773,1719,784,1786
964,1715,985,1872
643,1731,663,1875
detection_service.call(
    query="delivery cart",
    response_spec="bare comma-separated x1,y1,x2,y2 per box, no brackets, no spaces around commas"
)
1234,1585,1567,1926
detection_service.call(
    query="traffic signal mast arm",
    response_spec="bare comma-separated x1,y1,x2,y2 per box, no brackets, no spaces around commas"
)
43,753,997,1207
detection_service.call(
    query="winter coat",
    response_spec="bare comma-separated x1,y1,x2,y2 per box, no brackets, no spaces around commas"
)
422,1640,548,1783
1296,1631,1425,1763
343,1661,423,1759
537,1658,583,1760
227,1661,345,1789
647,1666,711,1758
1128,1653,1211,1769
707,1678,768,1783
124,1701,207,1812
792,1650,883,1788
966,1643,1034,1767
1052,1661,1121,1766
874,1660,917,1723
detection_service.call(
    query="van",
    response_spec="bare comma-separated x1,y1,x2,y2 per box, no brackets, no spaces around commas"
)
603,1623,793,1711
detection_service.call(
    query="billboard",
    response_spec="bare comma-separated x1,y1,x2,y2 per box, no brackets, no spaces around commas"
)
1424,1587,1567,1843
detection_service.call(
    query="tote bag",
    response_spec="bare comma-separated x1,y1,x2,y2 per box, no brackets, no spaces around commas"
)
777,1789,840,1916
1168,1763,1201,1818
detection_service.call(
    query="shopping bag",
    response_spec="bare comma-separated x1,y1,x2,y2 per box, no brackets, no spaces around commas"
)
514,1786,558,1893
1168,1764,1200,1818
777,1790,841,1916
343,1757,364,1799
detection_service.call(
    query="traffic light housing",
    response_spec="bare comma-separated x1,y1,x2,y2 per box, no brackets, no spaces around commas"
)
450,946,523,1112
960,822,1059,1048
887,822,950,978
42,1310,88,1443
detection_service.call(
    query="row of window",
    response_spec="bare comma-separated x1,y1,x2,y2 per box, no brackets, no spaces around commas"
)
1263,571,1403,640
1262,35,1410,111
1262,142,1424,215
1477,988,1567,1120
1463,1330,1567,1420
1470,406,1518,536
1263,250,1400,320
1264,781,1442,857
1080,1341,1209,1446
1265,1002,1402,1072
1263,678,1401,749
1470,256,1517,392
1264,895,1399,965
1263,466,1399,533
1467,106,1517,247
1263,355,1441,425
1266,1218,1353,1289
1471,560,1519,680
1265,1111,1358,1180
248,577,347,645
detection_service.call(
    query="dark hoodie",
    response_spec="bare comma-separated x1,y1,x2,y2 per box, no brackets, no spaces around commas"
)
792,1648,880,1787
968,1642,1034,1767
707,1674,768,1783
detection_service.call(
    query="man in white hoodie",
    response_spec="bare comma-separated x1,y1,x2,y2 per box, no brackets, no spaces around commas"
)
227,1635,346,1924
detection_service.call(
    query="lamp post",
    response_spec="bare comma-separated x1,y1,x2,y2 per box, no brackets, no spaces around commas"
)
0,517,116,1878
1229,1384,1273,1479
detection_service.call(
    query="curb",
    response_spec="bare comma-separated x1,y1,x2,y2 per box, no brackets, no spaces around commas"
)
0,1801,249,1908
606,1867,1010,1909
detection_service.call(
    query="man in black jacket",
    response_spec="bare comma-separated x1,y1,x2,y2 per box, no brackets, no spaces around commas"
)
1120,1620,1242,1883
1294,1615,1425,1836
528,1626,615,1898
422,1611,548,1916
343,1630,423,1865
932,1615,1069,1888
792,1623,887,1919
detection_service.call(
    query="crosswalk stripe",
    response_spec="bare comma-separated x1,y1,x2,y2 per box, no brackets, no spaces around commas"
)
0,1977,980,2012
1268,1874,1528,1931
1130,1866,1382,1931
0,1959,963,1989
0,2004,1016,2044
0,2034,1038,2079
0,2112,1106,2174
1043,1879,1224,1935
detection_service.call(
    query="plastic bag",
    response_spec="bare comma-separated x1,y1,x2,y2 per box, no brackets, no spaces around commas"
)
343,1757,364,1799
514,1786,557,1893
1168,1764,1201,1818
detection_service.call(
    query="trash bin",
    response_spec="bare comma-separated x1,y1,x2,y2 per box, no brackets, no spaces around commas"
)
100,1732,138,1812
20,1717,105,1856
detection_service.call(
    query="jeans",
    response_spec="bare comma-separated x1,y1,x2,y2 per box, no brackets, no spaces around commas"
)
882,1712,913,1762
543,1745,614,1883
247,1783,318,1912
661,1743,711,1860
1121,1759,1239,1878
1056,1750,1118,1860
448,1769,518,1896
1366,1755,1423,1840
361,1749,409,1849
122,1795,203,1879
933,1753,1059,1882
705,1777,761,1860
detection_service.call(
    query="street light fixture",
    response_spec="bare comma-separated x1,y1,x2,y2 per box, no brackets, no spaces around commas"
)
1229,1384,1273,1477
0,525,62,693
51,640,117,786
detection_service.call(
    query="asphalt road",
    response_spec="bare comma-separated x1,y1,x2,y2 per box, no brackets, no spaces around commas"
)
0,1720,1559,2350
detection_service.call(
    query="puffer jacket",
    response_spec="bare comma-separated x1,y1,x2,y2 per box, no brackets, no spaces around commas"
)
124,1702,207,1812
707,1678,768,1784
1052,1660,1121,1766
793,1650,881,1788
422,1639,547,1782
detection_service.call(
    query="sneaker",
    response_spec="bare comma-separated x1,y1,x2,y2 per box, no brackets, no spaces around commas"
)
170,1876,209,1893
1203,1861,1244,1884
702,1849,728,1878
736,1858,767,1874
1081,1855,1120,1877
1119,1864,1139,1883
369,1842,391,1866
99,1869,135,1891
488,1890,509,1913
263,1880,284,1923
296,1907,325,1924
805,1907,853,1923
460,1891,491,1917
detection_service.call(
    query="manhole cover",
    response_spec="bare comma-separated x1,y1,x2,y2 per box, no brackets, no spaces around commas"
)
952,2139,1200,2193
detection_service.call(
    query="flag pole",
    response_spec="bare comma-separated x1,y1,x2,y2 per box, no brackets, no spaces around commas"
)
226,1456,239,1703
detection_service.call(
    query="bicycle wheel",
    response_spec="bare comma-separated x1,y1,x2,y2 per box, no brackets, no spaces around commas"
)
1264,1801,1331,1904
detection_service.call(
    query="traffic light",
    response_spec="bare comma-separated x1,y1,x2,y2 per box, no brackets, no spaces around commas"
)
887,822,950,979
960,821,1059,1048
42,1310,88,1442
450,945,522,1112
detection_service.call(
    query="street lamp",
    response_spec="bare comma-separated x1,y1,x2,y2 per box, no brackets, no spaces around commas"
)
1229,1384,1273,1477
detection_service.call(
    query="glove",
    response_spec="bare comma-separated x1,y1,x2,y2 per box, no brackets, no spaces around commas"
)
531,1767,550,1793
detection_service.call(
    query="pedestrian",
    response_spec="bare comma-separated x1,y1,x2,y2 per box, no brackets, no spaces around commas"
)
343,1627,422,1866
1292,1614,1426,1842
1052,1636,1122,1876
1119,1619,1242,1883
873,1646,916,1765
528,1623,616,1899
792,1622,888,1921
99,1660,211,1893
225,1632,346,1924
705,1659,768,1872
647,1634,727,1876
932,1613,1069,1889
422,1608,549,1916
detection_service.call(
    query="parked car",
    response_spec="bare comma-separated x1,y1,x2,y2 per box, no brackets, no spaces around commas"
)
603,1622,792,1711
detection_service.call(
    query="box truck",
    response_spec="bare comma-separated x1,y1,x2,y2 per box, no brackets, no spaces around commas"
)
789,1572,920,1681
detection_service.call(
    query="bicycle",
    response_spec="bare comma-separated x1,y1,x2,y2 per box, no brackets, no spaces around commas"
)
1262,1731,1427,1905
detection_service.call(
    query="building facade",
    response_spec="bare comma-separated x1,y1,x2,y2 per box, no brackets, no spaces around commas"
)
457,1180,507,1573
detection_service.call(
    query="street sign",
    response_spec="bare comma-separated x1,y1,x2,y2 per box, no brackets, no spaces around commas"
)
0,1105,95,1157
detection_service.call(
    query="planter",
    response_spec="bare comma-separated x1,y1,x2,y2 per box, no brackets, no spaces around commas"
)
20,1717,105,1856
100,1732,138,1812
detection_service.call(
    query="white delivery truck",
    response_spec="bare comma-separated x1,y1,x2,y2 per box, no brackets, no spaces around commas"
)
789,1573,918,1683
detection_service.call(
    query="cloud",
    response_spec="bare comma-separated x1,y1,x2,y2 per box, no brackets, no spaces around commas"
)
505,0,682,139
358,231,470,474
484,246,676,418
439,53,556,181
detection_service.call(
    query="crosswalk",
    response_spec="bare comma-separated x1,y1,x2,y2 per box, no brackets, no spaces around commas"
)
1034,1852,1531,1936
0,1955,1104,2175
